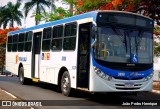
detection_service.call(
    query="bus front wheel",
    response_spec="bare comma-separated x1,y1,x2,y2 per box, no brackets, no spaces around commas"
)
19,67,31,85
61,71,71,96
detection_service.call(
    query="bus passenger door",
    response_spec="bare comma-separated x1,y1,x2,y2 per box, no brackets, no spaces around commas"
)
32,32,42,78
77,23,91,88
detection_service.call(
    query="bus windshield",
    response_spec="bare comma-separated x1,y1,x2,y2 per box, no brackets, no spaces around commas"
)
93,26,153,64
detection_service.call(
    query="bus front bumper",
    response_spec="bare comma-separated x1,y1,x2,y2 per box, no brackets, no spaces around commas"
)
89,72,153,92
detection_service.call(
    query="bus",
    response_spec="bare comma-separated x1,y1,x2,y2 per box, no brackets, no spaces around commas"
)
6,10,154,96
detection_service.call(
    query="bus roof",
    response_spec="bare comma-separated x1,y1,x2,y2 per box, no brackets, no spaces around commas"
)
8,10,153,35
9,11,97,35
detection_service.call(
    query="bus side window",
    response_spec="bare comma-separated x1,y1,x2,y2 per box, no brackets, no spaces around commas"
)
18,33,25,52
52,25,63,51
7,35,13,52
25,31,32,51
42,27,52,51
12,34,18,52
63,22,77,50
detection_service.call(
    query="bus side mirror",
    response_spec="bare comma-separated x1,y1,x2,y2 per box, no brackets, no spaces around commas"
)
92,25,97,39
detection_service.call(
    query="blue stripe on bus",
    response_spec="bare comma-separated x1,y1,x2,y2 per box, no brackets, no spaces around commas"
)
9,11,98,35
92,56,153,79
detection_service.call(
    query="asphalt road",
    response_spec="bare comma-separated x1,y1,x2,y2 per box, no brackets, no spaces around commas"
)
0,76,160,109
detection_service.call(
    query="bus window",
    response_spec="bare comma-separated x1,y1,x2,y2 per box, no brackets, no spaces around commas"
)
63,22,77,50
12,34,18,52
25,31,32,51
52,25,63,51
18,33,25,52
42,27,52,51
7,35,12,52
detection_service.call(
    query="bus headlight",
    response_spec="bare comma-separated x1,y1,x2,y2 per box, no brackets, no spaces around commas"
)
144,72,153,81
94,67,112,81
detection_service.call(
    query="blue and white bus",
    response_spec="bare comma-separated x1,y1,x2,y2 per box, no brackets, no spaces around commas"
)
6,10,154,96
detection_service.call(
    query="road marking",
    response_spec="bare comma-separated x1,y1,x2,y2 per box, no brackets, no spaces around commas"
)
0,88,35,109
1,88,17,99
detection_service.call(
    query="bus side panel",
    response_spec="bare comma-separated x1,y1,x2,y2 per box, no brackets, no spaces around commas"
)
50,51,65,84
18,52,32,78
48,52,60,84
39,51,77,89
49,51,77,88
6,52,18,75
23,65,32,78
39,52,54,83
59,51,77,89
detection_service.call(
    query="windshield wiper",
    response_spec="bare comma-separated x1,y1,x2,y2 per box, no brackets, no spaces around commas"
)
111,25,128,52
136,30,143,54
137,30,143,47
124,31,128,52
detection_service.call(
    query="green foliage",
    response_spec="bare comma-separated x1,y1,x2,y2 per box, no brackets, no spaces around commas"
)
0,1,23,28
154,26,160,56
77,0,108,12
155,26,160,31
23,0,51,25
0,46,5,66
155,45,160,56
34,5,72,22
106,0,112,2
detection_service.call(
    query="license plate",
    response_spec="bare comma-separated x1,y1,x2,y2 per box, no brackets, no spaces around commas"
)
125,83,134,88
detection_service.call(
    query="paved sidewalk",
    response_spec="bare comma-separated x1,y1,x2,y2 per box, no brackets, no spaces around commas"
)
0,88,32,109
0,88,20,100
153,81,160,94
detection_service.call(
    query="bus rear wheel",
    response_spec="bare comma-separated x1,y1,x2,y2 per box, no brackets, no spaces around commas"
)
19,67,31,85
61,71,71,96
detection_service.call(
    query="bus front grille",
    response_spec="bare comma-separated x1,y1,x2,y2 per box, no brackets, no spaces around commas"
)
113,77,143,80
116,88,140,90
114,83,142,90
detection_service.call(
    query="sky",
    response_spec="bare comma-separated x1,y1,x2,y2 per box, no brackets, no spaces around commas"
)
0,0,68,28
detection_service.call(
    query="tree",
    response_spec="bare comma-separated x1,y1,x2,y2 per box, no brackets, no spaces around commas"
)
0,27,19,74
63,0,77,16
154,25,160,56
33,6,72,22
0,1,23,29
0,27,19,45
75,0,142,13
75,0,108,13
136,0,160,25
23,0,51,25
0,6,5,27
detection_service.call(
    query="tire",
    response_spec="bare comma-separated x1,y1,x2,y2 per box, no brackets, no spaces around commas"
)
19,67,31,85
61,71,71,96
